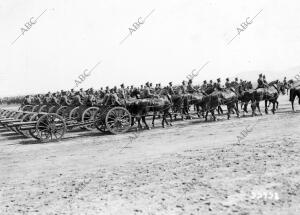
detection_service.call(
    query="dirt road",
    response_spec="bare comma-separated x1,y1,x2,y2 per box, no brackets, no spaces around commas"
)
0,95,300,215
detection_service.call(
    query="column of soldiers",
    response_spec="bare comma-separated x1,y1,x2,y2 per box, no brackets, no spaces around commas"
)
19,73,284,108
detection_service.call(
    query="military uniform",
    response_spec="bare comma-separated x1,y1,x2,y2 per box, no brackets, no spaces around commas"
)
60,95,71,106
187,83,197,93
225,81,231,89
257,78,264,88
143,86,154,98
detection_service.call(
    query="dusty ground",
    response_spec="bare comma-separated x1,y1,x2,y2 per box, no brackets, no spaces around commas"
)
0,95,300,215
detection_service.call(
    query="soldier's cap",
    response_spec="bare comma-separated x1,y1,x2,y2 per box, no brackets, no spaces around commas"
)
204,80,207,83
259,73,262,77
188,79,192,83
169,82,172,85
182,80,186,84
235,77,238,80
209,80,213,82
226,78,229,81
106,86,109,89
263,75,266,78
217,78,220,81
110,89,114,92
120,83,124,87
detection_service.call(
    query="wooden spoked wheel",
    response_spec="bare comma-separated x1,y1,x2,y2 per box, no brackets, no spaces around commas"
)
22,105,33,112
69,107,80,121
32,105,40,112
105,107,132,134
81,107,99,131
94,108,108,133
36,114,66,142
56,106,68,117
38,105,48,113
48,106,58,113
28,114,41,140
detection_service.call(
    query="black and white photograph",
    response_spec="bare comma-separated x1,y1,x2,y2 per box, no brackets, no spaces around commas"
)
0,0,300,214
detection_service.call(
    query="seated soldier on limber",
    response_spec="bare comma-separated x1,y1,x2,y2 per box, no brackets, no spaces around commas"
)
181,80,188,94
22,95,32,106
256,73,265,89
214,78,222,91
71,92,84,106
50,93,60,106
187,79,198,93
225,78,231,89
142,82,156,99
60,91,71,106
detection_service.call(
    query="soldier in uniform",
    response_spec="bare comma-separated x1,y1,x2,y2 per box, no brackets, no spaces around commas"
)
71,92,84,106
201,80,207,91
181,80,188,94
50,93,60,106
42,93,51,105
207,80,213,88
263,75,268,86
22,95,32,106
86,88,96,106
79,88,86,98
33,95,42,105
105,89,121,105
187,79,198,93
142,82,155,98
166,82,174,95
215,78,222,91
118,84,126,99
70,89,75,97
155,83,161,93
225,78,231,89
60,91,71,106
257,74,265,89
105,86,110,94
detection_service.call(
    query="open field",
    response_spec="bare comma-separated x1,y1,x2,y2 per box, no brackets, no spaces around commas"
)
0,95,300,215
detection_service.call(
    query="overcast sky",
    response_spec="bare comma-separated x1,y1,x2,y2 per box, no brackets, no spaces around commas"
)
0,0,300,96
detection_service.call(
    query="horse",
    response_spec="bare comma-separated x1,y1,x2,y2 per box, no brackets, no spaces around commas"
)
253,80,285,115
126,88,172,129
219,89,240,119
289,83,300,111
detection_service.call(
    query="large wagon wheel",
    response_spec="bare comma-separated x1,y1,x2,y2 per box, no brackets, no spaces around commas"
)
94,108,108,133
105,107,132,134
48,106,58,113
32,105,40,112
81,107,99,130
22,105,33,111
22,105,33,112
38,105,48,112
69,107,80,121
36,113,66,142
56,106,68,117
28,113,42,140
